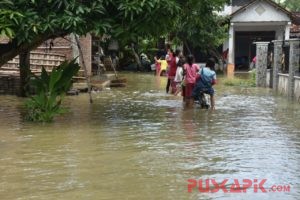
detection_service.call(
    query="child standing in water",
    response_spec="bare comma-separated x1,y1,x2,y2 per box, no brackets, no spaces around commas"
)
155,55,168,76
183,54,199,107
166,50,179,94
174,55,185,96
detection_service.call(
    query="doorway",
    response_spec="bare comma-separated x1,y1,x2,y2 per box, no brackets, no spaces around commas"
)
235,31,275,70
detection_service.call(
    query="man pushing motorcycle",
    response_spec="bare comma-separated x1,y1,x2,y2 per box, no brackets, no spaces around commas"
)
192,58,217,110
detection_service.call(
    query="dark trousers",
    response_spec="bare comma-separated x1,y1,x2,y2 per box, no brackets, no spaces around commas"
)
166,78,171,93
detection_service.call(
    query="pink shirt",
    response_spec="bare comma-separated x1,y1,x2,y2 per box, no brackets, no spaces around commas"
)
184,63,199,84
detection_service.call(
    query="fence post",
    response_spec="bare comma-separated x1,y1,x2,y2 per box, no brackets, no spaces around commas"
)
254,42,269,87
287,39,300,100
272,40,283,92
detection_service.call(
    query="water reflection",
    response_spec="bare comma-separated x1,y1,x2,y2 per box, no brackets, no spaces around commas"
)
0,73,299,200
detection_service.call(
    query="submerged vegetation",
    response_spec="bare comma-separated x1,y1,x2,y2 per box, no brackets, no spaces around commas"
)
223,70,256,87
25,60,80,122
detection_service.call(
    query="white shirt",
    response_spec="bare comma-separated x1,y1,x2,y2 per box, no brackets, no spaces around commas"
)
174,67,183,82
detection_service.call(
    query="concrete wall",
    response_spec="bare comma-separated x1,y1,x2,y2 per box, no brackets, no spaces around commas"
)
260,39,299,103
278,73,289,96
295,77,300,102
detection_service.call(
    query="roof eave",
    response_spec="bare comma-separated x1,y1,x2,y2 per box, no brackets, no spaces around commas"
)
230,0,292,20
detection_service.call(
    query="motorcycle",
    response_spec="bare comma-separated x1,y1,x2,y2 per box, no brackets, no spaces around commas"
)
194,91,210,109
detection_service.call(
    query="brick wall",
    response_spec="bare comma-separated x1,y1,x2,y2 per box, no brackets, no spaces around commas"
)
79,34,92,75
36,34,92,75
37,36,73,60
0,35,92,95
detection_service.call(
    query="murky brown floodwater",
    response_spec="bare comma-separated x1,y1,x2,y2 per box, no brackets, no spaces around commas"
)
0,73,300,200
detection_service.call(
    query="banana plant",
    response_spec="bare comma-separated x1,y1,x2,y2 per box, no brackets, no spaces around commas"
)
25,59,80,122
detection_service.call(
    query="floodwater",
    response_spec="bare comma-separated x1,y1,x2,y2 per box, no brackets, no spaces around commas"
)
0,73,300,200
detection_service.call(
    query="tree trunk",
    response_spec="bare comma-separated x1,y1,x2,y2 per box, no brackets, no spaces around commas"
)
74,35,93,104
183,40,192,55
131,43,142,71
208,48,223,72
19,51,30,97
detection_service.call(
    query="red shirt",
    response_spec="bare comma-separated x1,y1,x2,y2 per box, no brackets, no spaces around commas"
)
168,56,177,77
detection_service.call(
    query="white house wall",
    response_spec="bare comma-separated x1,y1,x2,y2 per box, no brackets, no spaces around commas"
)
219,5,232,16
231,1,290,23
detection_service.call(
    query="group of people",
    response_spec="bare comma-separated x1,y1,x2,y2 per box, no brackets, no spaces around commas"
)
154,48,217,110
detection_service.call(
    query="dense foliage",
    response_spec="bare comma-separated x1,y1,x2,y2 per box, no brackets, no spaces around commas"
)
174,0,229,52
0,0,229,66
0,0,180,62
275,0,300,12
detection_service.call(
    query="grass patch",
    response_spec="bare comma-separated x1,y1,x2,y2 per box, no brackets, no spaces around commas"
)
223,70,256,87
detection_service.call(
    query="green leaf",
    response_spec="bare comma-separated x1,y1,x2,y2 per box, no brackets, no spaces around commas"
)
25,60,79,122
49,69,62,93
4,27,13,38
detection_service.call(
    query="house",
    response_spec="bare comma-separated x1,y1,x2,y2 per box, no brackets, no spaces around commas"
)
222,0,299,71
0,34,93,76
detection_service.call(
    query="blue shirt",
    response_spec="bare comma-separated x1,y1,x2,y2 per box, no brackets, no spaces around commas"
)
197,67,216,87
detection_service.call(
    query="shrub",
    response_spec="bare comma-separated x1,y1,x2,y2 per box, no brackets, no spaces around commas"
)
25,60,80,122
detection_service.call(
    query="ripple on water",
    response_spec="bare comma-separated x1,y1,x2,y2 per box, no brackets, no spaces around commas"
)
0,74,300,199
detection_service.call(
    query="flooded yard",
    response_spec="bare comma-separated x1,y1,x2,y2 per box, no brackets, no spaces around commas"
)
0,73,299,200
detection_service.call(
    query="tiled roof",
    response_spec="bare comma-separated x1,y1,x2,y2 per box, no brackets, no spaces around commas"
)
292,12,300,25
291,12,300,38
290,25,300,38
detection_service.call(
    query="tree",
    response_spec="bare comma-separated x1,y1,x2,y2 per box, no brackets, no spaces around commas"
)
282,0,300,12
0,0,180,66
0,0,179,95
105,1,180,70
1,0,230,95
0,0,231,65
274,0,300,12
173,0,229,56
110,0,229,68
